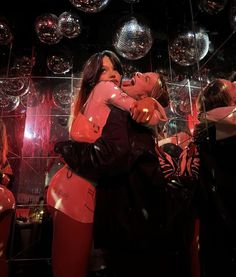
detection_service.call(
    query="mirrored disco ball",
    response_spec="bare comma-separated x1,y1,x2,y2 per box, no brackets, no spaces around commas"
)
35,13,63,45
13,56,35,76
169,28,209,66
69,0,111,13
113,17,153,60
47,55,73,74
53,82,73,110
0,20,13,45
58,12,82,38
0,77,30,97
0,93,20,112
199,0,227,15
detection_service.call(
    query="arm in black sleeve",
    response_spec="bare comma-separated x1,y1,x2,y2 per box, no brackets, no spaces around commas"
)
55,107,131,182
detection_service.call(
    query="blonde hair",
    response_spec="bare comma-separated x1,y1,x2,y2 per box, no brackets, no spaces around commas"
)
151,73,169,108
0,119,8,166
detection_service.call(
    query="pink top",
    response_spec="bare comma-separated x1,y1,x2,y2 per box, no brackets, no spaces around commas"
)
83,81,167,130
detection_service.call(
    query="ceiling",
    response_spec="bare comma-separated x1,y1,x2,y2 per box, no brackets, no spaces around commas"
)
1,0,236,79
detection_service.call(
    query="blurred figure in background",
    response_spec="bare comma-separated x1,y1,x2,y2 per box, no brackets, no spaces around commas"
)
193,79,236,277
0,119,15,277
179,78,236,277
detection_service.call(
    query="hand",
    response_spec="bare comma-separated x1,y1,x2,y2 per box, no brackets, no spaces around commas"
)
130,97,156,123
54,140,76,163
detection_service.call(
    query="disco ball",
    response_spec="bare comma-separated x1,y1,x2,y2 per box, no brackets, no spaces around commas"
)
169,27,209,66
47,55,73,74
53,82,73,110
0,93,20,112
0,20,13,45
35,13,63,45
0,77,30,97
113,17,153,60
58,12,82,39
199,0,227,15
69,0,111,13
12,56,35,76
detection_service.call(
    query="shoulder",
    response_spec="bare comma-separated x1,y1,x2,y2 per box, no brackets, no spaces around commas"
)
95,81,121,92
108,106,129,121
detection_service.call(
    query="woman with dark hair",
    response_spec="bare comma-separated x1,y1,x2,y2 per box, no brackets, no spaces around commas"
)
0,119,15,277
181,78,236,277
47,50,168,277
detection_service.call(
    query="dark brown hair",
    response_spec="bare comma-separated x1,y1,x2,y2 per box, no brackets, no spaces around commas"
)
73,50,123,118
153,73,169,108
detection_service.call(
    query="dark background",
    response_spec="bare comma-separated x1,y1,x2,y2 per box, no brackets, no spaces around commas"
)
1,0,236,78
1,0,236,204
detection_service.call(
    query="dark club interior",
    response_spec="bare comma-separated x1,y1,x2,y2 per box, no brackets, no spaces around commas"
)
1,0,236,276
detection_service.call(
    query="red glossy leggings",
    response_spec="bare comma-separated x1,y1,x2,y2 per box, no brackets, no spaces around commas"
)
51,208,93,277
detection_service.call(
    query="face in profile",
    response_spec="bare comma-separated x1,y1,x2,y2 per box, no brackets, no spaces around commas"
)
121,72,159,100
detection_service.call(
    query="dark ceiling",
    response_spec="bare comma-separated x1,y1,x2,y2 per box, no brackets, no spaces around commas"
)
1,0,236,79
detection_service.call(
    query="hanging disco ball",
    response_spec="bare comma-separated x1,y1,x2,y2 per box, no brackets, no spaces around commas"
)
47,54,73,74
52,82,73,110
0,77,30,97
169,27,209,66
0,20,13,45
11,56,35,76
69,0,111,13
0,93,20,112
113,16,153,60
58,12,82,39
35,13,63,45
199,0,227,15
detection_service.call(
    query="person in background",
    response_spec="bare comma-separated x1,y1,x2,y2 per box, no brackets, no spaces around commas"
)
178,78,236,277
0,119,15,277
190,79,236,277
47,50,168,277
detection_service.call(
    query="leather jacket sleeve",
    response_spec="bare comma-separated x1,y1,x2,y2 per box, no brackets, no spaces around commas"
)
55,107,131,182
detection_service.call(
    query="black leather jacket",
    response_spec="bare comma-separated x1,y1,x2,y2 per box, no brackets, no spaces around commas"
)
194,122,236,276
55,106,196,276
56,107,195,270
